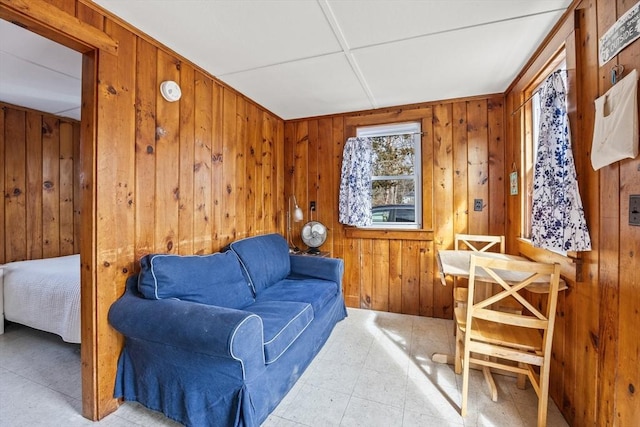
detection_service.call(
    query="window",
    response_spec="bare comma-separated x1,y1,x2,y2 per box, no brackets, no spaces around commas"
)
357,122,422,229
521,53,565,239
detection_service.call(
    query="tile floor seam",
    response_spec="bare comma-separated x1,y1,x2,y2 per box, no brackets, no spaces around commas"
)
2,367,72,396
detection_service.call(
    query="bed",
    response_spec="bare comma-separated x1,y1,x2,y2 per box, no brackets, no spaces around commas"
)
0,254,81,343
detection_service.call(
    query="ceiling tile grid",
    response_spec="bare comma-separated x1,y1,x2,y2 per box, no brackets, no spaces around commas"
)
1,1,572,120
93,0,571,119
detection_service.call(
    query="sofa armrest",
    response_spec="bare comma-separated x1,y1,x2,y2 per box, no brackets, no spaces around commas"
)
289,256,344,288
109,276,266,379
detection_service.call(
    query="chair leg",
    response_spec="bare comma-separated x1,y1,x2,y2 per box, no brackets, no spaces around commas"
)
461,346,471,416
454,327,463,374
537,362,551,427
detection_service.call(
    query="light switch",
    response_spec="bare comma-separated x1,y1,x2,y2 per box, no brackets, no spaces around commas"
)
630,195,640,226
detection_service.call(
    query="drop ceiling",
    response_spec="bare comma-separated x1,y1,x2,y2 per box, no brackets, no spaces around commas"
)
0,19,82,120
0,1,572,121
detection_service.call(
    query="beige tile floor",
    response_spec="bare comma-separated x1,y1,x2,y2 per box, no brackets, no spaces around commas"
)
0,308,569,426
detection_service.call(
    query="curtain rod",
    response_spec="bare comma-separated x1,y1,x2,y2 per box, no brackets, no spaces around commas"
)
510,69,567,116
510,90,540,116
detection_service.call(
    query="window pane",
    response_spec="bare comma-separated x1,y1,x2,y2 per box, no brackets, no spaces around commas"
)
371,205,415,223
395,208,415,222
372,179,415,206
357,121,421,229
371,208,391,222
371,134,415,176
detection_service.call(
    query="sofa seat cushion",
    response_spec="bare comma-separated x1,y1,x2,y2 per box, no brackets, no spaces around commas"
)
255,278,339,314
244,301,313,364
137,252,254,309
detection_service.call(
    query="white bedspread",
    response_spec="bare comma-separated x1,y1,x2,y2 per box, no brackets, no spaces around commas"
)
1,254,80,343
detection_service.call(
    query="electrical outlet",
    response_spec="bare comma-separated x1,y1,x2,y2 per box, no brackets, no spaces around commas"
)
310,201,316,212
630,195,640,226
474,199,483,212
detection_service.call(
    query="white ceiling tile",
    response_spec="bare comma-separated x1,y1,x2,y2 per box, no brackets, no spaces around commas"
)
3,1,572,120
0,20,81,120
0,52,81,120
353,10,566,108
220,52,371,119
328,0,572,49
0,20,81,78
93,0,342,75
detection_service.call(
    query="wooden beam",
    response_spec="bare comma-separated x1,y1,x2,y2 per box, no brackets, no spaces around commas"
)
0,0,118,55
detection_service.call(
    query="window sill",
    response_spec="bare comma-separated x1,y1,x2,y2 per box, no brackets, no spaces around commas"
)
344,227,433,241
516,238,583,283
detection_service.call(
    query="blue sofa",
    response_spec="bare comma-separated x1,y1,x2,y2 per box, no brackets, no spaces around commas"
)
108,233,347,426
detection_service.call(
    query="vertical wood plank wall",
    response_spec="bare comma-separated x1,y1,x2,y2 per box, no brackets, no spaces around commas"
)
1,0,285,419
5,0,638,425
0,103,80,263
284,95,506,319
506,0,639,425
92,25,283,420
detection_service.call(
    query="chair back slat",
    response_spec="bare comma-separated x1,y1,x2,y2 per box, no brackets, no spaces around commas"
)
474,308,549,329
455,234,505,253
467,254,561,331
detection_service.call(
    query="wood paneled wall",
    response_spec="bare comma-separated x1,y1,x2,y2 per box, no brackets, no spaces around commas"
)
1,0,284,419
506,0,639,425
0,103,80,263
285,95,505,319
91,28,283,421
6,0,638,425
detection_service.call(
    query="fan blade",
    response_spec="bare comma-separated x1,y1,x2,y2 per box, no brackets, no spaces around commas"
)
311,223,326,235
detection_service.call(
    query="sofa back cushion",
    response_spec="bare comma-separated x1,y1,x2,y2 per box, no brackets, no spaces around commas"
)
229,233,290,294
137,251,254,309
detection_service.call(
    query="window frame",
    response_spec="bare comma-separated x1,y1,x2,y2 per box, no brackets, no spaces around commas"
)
520,49,566,240
356,121,422,230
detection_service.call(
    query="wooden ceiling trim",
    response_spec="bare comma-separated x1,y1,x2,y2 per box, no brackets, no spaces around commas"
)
0,0,118,54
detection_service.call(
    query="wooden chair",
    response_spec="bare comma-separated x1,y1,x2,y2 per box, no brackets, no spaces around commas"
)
452,234,505,325
454,233,506,253
456,254,561,427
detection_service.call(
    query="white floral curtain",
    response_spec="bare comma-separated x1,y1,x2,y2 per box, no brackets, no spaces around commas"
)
531,71,592,252
339,137,373,227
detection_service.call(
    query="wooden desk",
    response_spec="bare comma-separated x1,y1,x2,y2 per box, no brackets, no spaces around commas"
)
437,250,567,293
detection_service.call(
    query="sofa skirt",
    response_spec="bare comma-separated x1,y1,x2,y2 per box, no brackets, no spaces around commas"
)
113,294,347,427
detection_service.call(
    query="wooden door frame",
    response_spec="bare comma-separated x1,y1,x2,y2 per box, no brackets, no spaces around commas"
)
0,0,117,420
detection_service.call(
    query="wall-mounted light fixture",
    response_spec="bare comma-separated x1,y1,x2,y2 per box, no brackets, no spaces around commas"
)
287,195,304,252
160,80,182,102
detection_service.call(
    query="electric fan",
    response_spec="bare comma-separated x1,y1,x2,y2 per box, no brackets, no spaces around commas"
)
300,221,327,254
